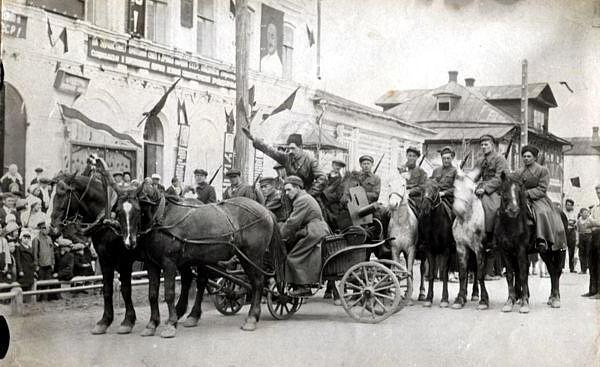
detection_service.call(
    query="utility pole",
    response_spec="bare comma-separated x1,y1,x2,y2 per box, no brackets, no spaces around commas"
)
521,59,528,146
317,0,322,80
233,0,250,183
0,0,5,172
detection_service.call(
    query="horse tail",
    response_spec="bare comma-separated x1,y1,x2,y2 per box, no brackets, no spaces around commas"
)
267,212,286,288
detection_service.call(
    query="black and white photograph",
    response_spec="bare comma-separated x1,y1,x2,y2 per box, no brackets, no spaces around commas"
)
0,0,599,366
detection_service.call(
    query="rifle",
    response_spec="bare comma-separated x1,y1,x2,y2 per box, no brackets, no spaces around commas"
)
504,132,515,160
208,165,222,185
373,153,385,174
418,147,429,167
460,150,471,170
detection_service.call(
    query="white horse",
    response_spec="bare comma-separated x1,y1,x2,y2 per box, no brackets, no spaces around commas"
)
386,172,419,305
451,168,489,309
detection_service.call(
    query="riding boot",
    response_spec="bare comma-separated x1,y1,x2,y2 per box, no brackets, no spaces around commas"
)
484,232,495,253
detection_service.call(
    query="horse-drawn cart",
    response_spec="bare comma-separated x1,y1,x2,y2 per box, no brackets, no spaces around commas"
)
208,227,408,324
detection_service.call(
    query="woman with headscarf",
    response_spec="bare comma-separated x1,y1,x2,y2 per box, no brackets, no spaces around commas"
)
517,145,567,251
0,164,24,196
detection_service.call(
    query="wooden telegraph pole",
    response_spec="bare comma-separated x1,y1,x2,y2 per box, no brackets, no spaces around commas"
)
521,59,528,146
233,0,250,182
0,0,5,172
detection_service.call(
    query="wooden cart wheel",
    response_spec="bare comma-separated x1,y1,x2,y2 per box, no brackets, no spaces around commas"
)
266,282,302,320
213,278,246,316
374,259,410,312
339,261,401,323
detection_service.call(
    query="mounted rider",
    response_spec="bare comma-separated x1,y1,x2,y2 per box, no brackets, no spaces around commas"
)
516,145,567,252
260,177,286,222
280,175,331,297
430,146,457,218
242,129,328,198
473,134,508,249
358,155,381,204
399,146,427,215
321,159,350,231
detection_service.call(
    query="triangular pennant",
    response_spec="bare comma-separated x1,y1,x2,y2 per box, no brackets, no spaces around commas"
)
46,18,55,47
79,64,84,74
177,98,189,126
137,77,181,127
570,177,581,188
225,108,235,134
248,85,255,106
306,25,315,47
237,98,249,128
59,28,68,53
230,0,236,16
270,87,299,116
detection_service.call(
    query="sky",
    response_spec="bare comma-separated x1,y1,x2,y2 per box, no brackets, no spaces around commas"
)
317,0,600,138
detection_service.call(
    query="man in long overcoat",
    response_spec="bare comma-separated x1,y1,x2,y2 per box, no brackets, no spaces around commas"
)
280,176,330,296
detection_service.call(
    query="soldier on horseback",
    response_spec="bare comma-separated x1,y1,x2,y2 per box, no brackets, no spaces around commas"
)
399,146,427,215
430,146,457,218
357,155,381,204
473,134,508,250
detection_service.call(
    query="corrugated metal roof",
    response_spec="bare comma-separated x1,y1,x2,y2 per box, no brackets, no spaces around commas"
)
426,125,516,142
252,110,348,151
386,82,517,125
564,137,600,155
473,83,558,107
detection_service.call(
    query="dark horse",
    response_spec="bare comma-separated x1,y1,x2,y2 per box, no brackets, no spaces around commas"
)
113,182,284,337
50,173,141,335
419,180,455,308
495,171,566,313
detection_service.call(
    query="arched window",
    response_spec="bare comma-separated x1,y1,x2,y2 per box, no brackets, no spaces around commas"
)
2,84,27,175
143,115,164,178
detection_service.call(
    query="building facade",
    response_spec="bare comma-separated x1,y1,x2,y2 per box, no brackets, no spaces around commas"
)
563,127,600,209
376,71,570,202
2,0,431,200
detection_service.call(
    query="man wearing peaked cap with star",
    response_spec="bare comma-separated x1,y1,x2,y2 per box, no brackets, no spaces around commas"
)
242,130,327,198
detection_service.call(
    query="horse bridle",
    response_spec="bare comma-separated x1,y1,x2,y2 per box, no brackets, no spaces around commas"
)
58,174,100,232
423,186,441,209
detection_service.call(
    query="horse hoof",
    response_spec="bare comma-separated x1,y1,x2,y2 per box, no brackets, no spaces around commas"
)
440,301,449,308
241,317,257,331
140,327,156,337
91,324,108,335
546,297,553,306
477,303,489,311
519,305,530,314
551,299,561,308
333,299,342,307
160,324,177,338
418,294,426,301
471,295,479,302
501,304,513,313
182,317,199,328
451,302,464,309
117,324,133,334
423,301,432,308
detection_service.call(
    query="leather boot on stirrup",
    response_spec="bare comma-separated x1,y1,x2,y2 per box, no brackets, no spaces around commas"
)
535,239,548,253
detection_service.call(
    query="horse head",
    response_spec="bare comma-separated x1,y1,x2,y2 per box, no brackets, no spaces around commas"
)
453,168,478,219
499,170,524,219
421,180,440,216
50,172,105,236
387,172,408,210
112,181,162,250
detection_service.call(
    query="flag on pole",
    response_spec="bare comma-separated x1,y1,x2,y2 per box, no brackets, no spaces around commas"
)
46,18,55,47
237,97,250,128
225,108,235,134
137,77,182,127
248,85,256,107
58,28,68,53
570,177,581,188
177,98,189,126
306,25,315,47
270,87,299,116
230,0,236,16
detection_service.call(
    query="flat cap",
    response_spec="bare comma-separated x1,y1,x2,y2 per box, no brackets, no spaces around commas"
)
406,146,421,157
332,159,346,167
225,169,241,177
480,134,496,144
439,146,455,157
283,175,304,188
259,177,277,186
194,169,208,176
34,167,44,173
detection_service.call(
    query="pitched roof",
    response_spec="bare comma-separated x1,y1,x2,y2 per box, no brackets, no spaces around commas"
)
375,89,429,109
385,82,518,125
564,137,600,155
426,125,516,142
473,83,558,107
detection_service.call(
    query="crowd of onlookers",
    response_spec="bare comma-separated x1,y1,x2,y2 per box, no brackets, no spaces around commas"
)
0,164,96,301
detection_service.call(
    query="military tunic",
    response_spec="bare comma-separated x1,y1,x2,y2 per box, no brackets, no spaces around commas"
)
264,190,286,222
359,172,381,204
517,162,567,250
253,140,327,196
280,191,330,284
404,165,427,198
195,182,216,203
473,150,508,232
321,172,352,231
223,183,264,204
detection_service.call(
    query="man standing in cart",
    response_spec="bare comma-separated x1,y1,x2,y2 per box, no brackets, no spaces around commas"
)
280,176,330,297
242,129,328,198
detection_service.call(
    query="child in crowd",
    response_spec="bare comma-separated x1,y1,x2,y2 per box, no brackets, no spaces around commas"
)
1,222,20,283
15,229,36,293
33,222,58,301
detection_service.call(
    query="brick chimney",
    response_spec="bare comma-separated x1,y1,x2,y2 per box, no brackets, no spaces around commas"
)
593,126,599,143
465,78,475,87
448,71,458,83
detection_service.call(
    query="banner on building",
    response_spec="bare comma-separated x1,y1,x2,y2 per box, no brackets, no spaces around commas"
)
2,11,28,39
181,0,194,28
26,0,84,19
128,0,146,37
260,4,284,76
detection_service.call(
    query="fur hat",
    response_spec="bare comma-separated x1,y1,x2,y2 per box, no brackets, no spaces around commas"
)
286,133,303,147
439,146,455,157
480,134,496,144
284,175,304,188
521,145,539,157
